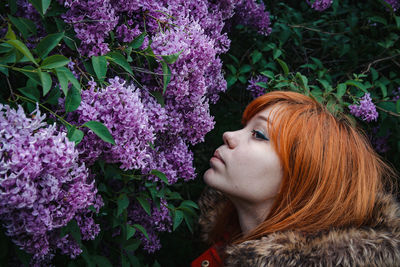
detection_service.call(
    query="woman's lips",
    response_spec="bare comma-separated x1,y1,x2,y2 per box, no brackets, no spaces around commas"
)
211,150,225,164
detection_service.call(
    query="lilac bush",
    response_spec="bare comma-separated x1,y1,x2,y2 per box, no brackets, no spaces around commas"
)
0,104,101,262
1,0,273,264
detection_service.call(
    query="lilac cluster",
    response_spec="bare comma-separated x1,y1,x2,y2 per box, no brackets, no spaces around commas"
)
128,198,171,253
60,0,118,56
306,0,333,11
385,0,400,11
0,104,101,262
349,93,379,122
246,75,268,98
55,0,272,55
233,0,272,36
72,77,155,170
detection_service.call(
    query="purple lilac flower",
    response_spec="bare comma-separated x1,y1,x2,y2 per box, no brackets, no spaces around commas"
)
233,0,272,36
306,0,333,11
247,75,268,98
385,0,400,11
60,0,118,56
0,104,101,262
349,93,379,122
151,21,217,144
72,77,155,170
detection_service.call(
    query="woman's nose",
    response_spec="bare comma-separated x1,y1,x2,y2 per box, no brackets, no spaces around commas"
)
223,131,237,148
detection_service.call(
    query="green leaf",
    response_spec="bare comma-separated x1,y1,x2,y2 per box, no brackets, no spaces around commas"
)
92,56,107,81
106,52,133,75
376,81,387,98
6,39,37,66
91,256,113,267
397,99,400,113
276,58,289,76
161,49,183,64
238,75,247,84
273,48,282,60
117,194,129,216
226,64,236,74
67,126,84,144
133,224,149,239
239,65,252,74
226,75,237,87
180,200,199,210
345,80,368,93
161,61,171,94
8,15,29,39
296,72,309,91
370,67,378,81
136,196,151,216
129,32,146,49
251,50,262,64
124,239,141,252
45,85,61,105
18,66,41,85
228,54,239,65
368,16,387,25
41,55,69,69
126,225,136,240
395,16,400,29
317,79,332,92
150,169,170,184
55,67,69,96
260,70,274,79
64,220,81,243
64,67,81,91
38,69,52,95
336,83,347,99
28,0,52,16
183,212,194,234
35,32,64,59
65,86,81,112
18,86,40,101
55,67,81,92
83,121,115,145
5,23,16,40
255,82,267,89
173,210,184,231
19,18,37,35
151,91,165,107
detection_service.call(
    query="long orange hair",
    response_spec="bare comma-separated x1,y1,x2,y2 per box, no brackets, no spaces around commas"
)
209,91,394,244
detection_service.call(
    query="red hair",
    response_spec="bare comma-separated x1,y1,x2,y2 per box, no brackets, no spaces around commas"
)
209,91,394,244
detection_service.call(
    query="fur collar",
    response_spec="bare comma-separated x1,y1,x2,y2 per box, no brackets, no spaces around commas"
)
198,187,400,266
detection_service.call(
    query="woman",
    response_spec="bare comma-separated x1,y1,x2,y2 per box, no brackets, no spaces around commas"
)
191,91,400,267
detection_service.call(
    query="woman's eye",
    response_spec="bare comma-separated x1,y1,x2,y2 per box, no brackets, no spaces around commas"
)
251,130,269,141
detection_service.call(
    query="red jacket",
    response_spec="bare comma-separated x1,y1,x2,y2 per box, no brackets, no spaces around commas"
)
191,243,223,267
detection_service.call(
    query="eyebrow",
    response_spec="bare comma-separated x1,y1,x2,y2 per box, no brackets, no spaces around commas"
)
255,115,271,124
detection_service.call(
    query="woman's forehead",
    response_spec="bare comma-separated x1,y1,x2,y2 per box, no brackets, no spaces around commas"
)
252,106,283,123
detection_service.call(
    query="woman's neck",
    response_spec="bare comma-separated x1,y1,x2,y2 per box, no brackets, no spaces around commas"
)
230,198,274,235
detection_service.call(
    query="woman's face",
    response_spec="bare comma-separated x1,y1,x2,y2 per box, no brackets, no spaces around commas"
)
203,107,283,205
